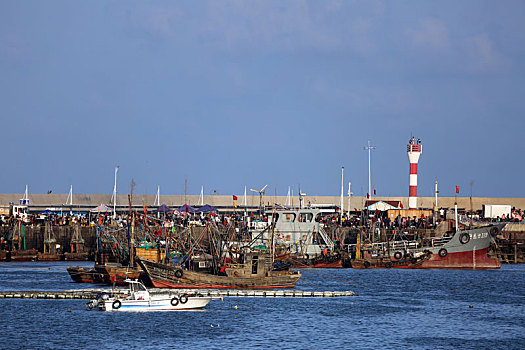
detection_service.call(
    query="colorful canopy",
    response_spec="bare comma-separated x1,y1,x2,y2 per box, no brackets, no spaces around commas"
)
195,204,218,213
90,204,112,212
176,204,196,213
156,204,171,213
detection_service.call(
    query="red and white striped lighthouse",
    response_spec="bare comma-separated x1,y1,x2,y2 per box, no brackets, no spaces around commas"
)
407,137,422,209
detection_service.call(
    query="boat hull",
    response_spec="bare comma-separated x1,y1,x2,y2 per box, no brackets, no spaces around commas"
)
38,253,63,261
64,252,89,261
9,249,38,261
419,247,500,269
138,258,301,289
95,264,143,286
101,296,213,312
353,224,502,270
67,266,105,284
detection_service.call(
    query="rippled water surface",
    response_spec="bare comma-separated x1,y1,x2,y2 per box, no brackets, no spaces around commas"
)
0,261,524,349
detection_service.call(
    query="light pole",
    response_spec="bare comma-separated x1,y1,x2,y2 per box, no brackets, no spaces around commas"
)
347,181,353,216
363,140,376,199
112,166,119,219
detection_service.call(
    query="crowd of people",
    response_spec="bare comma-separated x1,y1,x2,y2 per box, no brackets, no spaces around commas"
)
0,205,523,231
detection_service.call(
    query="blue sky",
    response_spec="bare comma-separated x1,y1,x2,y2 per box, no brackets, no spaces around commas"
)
1,1,524,198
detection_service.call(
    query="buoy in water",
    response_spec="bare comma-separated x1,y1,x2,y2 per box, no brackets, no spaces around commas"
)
234,305,238,310
469,304,473,308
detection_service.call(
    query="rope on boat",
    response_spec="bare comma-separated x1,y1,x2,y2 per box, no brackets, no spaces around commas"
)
296,278,323,289
448,268,525,292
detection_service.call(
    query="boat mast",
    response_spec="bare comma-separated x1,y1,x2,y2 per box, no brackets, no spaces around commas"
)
155,186,160,206
363,140,376,199
66,185,73,214
340,166,344,224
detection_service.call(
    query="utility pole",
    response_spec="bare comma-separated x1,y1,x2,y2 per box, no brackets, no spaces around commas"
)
363,140,376,199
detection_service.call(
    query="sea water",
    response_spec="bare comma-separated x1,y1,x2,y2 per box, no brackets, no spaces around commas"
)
0,261,524,350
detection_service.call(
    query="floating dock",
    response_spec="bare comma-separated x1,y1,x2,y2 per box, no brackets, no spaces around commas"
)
0,289,354,300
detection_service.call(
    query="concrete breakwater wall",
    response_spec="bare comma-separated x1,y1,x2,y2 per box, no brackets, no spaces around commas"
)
2,193,525,212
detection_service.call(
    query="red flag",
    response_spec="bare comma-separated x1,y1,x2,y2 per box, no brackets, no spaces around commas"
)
456,186,460,194
400,203,404,209
373,189,376,195
232,195,238,200
366,193,370,199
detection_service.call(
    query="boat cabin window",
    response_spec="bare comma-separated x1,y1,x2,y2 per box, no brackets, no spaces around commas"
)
130,282,147,292
298,213,313,222
283,213,296,222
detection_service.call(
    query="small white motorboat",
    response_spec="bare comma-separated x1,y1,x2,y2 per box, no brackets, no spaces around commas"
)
86,279,221,312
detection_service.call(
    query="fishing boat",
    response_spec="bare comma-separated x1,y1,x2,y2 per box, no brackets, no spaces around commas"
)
351,250,431,269
250,208,350,268
64,225,89,261
67,266,105,284
137,250,302,289
38,220,63,261
8,220,38,261
351,223,504,269
94,262,143,286
86,279,220,311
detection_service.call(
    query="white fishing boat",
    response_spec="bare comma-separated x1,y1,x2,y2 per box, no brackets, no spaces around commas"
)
86,279,221,311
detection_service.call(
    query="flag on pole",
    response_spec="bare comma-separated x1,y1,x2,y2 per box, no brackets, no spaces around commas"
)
373,189,376,195
232,195,238,200
456,186,460,194
233,194,238,208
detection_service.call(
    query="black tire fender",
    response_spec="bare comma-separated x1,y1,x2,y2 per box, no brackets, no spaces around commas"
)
459,233,470,244
363,261,371,268
174,269,183,278
112,300,121,310
393,251,402,260
438,248,448,258
179,294,188,304
170,297,179,306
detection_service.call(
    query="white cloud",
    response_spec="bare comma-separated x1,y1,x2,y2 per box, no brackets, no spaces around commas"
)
129,5,182,38
204,0,377,53
466,34,504,70
0,34,26,58
407,18,450,50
